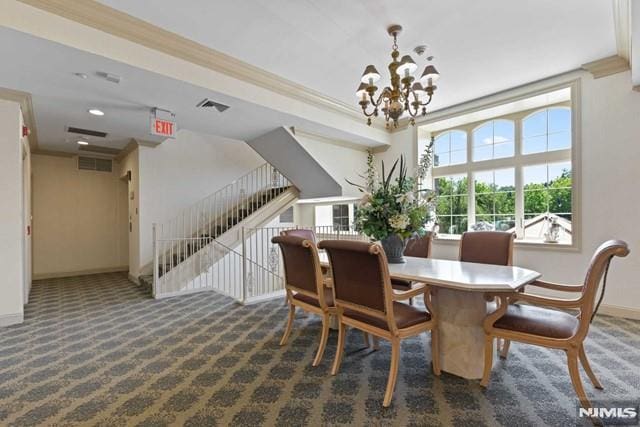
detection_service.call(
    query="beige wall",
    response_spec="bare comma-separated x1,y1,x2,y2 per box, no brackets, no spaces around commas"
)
32,154,128,278
118,147,140,279
0,100,25,326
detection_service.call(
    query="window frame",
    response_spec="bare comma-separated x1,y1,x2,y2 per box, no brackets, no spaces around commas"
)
421,81,581,250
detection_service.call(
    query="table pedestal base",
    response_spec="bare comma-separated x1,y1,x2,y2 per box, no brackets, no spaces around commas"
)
433,288,495,380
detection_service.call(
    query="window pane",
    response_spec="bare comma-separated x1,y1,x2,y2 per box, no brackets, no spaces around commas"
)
434,174,468,235
493,141,514,159
451,131,466,151
522,162,572,243
473,120,514,161
548,131,570,151
523,110,546,138
473,168,514,232
473,145,493,162
434,131,467,168
522,107,572,154
450,149,466,165
522,135,546,154
548,107,570,133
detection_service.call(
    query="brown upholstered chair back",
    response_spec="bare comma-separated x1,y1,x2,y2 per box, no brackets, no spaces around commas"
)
404,233,433,258
459,231,514,266
576,240,629,336
318,240,390,313
280,228,317,244
271,235,323,297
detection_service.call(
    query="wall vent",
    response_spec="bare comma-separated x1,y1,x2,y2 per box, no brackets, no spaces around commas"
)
196,98,230,112
78,156,113,173
279,206,294,223
67,126,108,138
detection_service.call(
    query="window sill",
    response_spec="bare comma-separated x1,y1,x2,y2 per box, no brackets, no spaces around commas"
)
433,235,579,252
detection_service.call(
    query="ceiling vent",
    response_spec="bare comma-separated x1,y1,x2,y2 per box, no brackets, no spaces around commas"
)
67,126,108,138
78,156,113,173
197,98,230,113
95,71,121,84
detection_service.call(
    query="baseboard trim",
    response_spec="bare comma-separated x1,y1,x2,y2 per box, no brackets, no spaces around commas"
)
128,273,140,285
0,312,24,327
33,266,128,280
598,303,640,320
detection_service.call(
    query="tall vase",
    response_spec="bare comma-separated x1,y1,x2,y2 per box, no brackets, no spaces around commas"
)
380,234,407,264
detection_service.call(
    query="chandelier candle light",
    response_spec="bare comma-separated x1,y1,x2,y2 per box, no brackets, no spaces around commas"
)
358,25,440,129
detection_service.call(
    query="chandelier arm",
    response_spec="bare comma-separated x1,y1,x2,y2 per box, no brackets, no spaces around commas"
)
419,94,434,107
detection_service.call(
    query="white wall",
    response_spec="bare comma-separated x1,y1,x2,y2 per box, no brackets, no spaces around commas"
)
295,134,369,198
378,71,640,316
0,100,25,326
137,130,263,273
31,154,129,278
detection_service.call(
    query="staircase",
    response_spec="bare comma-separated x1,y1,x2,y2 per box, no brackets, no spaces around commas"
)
149,163,298,300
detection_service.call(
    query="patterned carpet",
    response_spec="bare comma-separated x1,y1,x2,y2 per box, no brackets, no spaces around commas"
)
0,273,638,426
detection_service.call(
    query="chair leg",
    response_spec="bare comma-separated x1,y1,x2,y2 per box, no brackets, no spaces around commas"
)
383,338,400,407
279,303,295,346
579,344,603,390
312,313,330,367
371,335,380,350
430,328,441,376
480,335,494,387
500,339,511,359
408,297,414,306
331,320,346,376
567,348,592,410
362,331,370,348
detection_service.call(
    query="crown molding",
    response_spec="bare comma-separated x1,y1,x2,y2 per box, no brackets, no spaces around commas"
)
32,149,74,158
581,55,630,79
17,0,386,132
0,87,39,151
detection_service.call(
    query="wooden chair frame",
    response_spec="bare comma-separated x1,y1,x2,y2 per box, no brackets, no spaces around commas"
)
480,240,630,412
276,238,334,367
325,242,440,407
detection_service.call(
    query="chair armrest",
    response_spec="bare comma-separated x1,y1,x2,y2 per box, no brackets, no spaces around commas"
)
392,282,427,301
511,292,583,309
528,280,583,293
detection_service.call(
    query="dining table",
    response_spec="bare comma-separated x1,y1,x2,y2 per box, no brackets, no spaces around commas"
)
318,253,541,380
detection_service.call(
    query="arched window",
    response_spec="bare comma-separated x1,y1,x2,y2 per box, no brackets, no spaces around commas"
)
522,107,571,154
472,119,514,161
433,130,466,167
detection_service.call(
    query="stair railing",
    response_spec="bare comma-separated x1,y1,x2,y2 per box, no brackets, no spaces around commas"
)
155,162,290,241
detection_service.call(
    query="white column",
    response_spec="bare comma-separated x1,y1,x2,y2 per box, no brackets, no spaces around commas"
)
0,100,25,326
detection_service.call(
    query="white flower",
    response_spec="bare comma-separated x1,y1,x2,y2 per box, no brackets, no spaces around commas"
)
359,192,372,206
389,214,410,230
396,192,415,205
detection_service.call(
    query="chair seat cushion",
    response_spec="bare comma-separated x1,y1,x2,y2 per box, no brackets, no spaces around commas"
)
390,277,413,290
493,304,579,339
344,302,431,330
293,286,334,308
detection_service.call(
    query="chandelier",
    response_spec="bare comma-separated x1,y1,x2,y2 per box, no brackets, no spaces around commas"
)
357,25,440,129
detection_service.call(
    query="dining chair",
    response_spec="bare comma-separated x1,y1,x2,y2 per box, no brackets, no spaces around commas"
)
460,230,515,355
391,233,433,305
459,231,514,266
318,239,440,407
480,240,629,411
280,228,330,276
271,234,334,367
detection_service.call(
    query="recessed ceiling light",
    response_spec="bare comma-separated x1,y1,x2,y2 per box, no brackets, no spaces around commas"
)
77,140,89,145
88,109,105,116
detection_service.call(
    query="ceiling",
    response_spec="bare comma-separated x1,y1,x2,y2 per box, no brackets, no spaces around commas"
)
0,27,381,154
98,0,617,110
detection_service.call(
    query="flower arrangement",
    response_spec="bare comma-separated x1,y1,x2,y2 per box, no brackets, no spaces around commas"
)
347,145,434,243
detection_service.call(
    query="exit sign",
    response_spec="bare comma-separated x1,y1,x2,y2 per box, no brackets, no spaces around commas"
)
151,118,176,137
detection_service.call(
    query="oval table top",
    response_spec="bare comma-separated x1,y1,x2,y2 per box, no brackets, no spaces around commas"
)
318,252,541,292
